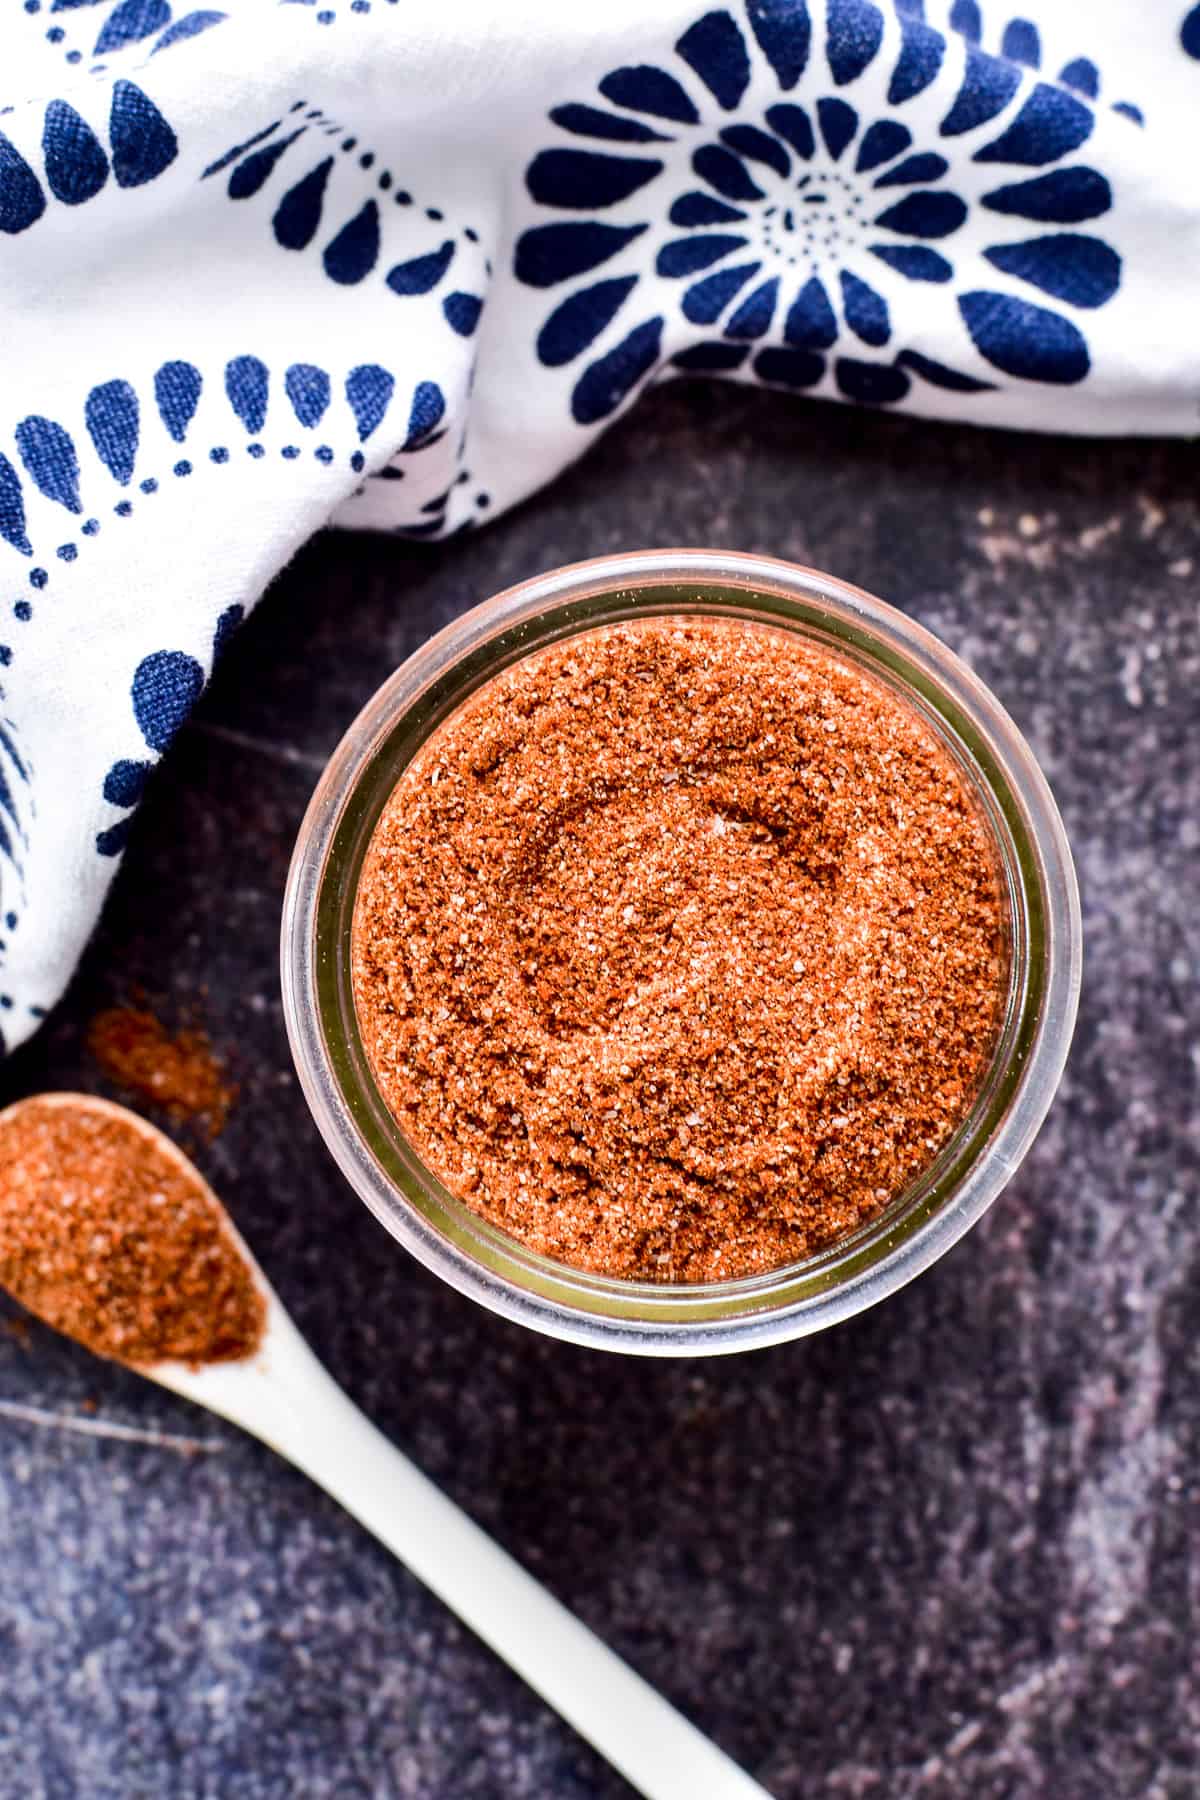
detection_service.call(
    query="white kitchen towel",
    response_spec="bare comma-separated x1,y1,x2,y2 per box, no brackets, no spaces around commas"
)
1,0,1198,1052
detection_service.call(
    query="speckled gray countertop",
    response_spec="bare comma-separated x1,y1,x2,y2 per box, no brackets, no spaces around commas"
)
1,386,1197,1799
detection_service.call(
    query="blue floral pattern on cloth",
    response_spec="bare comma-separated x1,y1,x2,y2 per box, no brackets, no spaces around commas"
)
15,0,227,80
936,4,1145,124
0,81,177,233
0,354,442,583
515,0,1130,421
0,348,452,900
199,103,489,327
0,0,1196,1051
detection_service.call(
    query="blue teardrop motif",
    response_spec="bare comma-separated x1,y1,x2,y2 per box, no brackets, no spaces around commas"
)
724,276,779,340
785,275,837,349
598,66,698,123
284,363,331,427
983,234,1120,308
0,134,46,234
514,222,644,288
973,83,1093,167
323,200,380,284
839,271,890,346
765,103,815,159
15,417,82,513
692,144,763,201
386,239,454,296
981,167,1111,224
85,379,139,484
442,292,483,336
959,290,1089,382
682,261,759,324
346,365,395,441
549,105,670,144
747,0,810,89
826,0,884,86
154,361,202,442
132,649,205,751
42,100,109,205
537,276,636,366
109,81,178,188
229,129,304,200
153,10,226,50
669,191,746,227
526,149,663,209
676,11,751,109
102,759,152,806
403,380,444,449
225,355,269,433
856,120,910,172
719,124,790,178
95,0,169,52
572,316,663,424
657,233,748,277
273,157,332,250
0,455,31,557
816,98,858,161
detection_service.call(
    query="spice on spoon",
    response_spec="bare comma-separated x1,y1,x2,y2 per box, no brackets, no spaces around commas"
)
0,1094,264,1366
353,616,1007,1284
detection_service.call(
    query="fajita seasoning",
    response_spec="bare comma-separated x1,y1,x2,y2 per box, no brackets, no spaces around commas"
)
352,617,1007,1284
0,1095,264,1366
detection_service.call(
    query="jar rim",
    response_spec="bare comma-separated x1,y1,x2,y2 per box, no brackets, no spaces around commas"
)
281,551,1081,1356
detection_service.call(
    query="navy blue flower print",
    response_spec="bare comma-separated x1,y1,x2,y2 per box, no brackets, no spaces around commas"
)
0,348,448,846
0,82,177,236
515,0,1126,421
943,5,1145,124
199,104,487,330
20,0,227,79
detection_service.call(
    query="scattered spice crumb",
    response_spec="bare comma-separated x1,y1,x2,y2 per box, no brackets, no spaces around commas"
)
1077,518,1121,555
979,531,1055,572
3,1314,32,1350
0,1096,265,1366
353,617,1007,1284
87,1006,236,1138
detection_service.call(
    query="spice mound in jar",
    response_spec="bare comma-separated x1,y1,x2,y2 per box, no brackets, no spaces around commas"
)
352,617,1007,1284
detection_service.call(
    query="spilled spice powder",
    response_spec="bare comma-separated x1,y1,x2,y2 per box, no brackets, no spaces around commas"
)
88,1006,235,1138
0,1096,265,1366
352,617,1007,1283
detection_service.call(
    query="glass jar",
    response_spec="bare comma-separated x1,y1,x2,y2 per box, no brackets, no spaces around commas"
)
281,551,1081,1356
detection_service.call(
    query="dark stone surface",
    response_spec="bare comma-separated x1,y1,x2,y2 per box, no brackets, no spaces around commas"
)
1,384,1197,1799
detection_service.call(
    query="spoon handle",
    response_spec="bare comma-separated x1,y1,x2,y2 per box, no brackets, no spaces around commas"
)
203,1308,772,1800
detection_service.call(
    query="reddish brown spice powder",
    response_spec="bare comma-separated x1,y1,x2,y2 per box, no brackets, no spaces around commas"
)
0,1096,265,1366
88,1006,236,1138
352,617,1007,1283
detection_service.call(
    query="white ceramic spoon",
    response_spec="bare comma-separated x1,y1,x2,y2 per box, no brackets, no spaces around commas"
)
2,1095,772,1800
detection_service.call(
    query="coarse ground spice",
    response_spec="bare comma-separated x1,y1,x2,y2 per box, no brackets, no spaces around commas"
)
352,617,1007,1283
87,1006,236,1138
0,1096,265,1365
